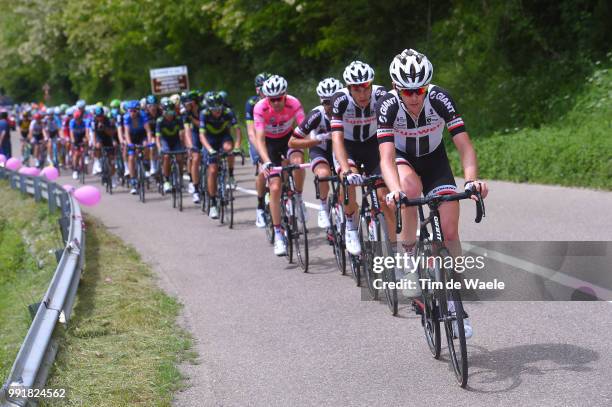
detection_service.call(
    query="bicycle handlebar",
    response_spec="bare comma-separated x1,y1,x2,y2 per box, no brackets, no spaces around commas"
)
395,189,486,234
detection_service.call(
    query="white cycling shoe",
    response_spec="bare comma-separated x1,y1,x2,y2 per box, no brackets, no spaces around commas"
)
188,182,195,194
448,301,473,339
209,206,219,219
72,171,78,180
274,237,287,256
192,192,201,204
163,181,172,193
345,229,362,256
92,160,101,175
255,209,266,228
317,209,330,229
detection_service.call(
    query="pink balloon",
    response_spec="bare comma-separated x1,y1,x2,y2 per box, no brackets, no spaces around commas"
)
41,166,59,181
5,157,21,171
18,167,30,174
73,185,101,206
62,184,75,193
29,167,40,177
0,154,6,164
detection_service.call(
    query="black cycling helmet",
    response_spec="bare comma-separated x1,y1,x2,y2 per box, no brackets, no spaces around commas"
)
161,100,176,114
254,72,272,88
206,93,223,110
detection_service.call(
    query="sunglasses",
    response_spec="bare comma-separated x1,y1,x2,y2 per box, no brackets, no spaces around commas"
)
321,99,332,106
350,82,372,90
269,95,286,103
398,86,428,97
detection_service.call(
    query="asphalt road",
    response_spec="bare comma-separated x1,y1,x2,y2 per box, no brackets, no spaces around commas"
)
8,132,612,406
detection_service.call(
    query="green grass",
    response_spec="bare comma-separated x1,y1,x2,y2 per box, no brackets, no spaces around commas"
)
448,63,612,190
0,181,61,381
42,217,196,406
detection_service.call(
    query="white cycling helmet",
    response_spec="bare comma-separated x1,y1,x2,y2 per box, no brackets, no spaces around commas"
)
316,78,343,99
343,61,374,85
389,48,433,89
169,93,181,105
261,75,288,97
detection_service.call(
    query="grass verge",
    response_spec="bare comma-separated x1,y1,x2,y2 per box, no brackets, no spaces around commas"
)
43,216,196,406
0,180,61,381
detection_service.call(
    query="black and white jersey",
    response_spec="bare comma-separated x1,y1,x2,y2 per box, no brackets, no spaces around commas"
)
330,85,386,142
293,105,331,151
376,85,465,157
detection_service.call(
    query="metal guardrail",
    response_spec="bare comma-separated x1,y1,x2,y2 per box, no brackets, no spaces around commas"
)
0,167,85,407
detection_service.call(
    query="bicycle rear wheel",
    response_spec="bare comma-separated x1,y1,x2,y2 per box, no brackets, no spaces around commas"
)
293,196,309,272
377,212,398,316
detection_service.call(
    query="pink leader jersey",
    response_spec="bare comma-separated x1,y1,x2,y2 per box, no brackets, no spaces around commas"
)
253,95,305,139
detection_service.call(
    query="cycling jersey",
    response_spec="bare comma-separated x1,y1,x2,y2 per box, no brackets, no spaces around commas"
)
182,107,202,151
156,116,184,152
19,118,31,135
253,95,305,139
376,86,465,156
29,120,44,141
376,85,465,196
244,95,260,122
69,118,88,144
155,116,183,139
199,108,238,138
45,115,61,137
330,85,386,142
294,105,332,171
91,117,117,146
123,110,148,144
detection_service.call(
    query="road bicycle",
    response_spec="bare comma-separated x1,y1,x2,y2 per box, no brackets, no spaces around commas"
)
133,143,155,203
314,172,346,275
213,151,243,228
272,163,310,272
162,150,187,211
398,189,485,388
100,146,116,194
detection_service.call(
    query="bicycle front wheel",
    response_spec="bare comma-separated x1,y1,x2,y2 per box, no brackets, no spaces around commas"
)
293,197,309,272
360,215,379,300
138,160,146,203
439,247,468,387
330,203,346,275
416,244,441,359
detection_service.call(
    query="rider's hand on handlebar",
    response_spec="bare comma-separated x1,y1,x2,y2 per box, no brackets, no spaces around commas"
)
385,190,406,208
310,132,331,142
232,148,241,155
344,171,363,185
262,161,274,177
465,180,488,200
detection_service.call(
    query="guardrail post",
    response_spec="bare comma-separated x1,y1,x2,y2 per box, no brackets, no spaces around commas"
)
33,177,42,202
48,183,57,212
19,174,27,194
0,167,5,179
9,172,17,188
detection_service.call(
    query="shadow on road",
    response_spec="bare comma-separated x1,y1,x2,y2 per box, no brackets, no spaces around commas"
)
464,343,598,393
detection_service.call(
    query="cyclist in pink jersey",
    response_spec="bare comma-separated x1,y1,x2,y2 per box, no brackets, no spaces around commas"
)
254,75,306,256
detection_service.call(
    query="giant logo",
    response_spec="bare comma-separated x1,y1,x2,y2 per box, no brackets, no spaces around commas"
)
378,98,396,116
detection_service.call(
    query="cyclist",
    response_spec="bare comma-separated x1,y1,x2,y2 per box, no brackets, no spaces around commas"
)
69,109,89,179
330,60,391,255
254,75,306,256
44,107,62,167
245,72,271,227
144,94,161,176
0,110,9,159
155,100,186,193
91,106,118,187
182,91,204,204
199,93,242,219
123,100,153,194
378,49,489,337
28,112,46,168
289,78,343,229
18,110,32,162
217,90,233,109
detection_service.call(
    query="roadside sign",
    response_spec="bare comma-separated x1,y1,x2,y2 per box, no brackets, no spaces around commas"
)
150,65,189,95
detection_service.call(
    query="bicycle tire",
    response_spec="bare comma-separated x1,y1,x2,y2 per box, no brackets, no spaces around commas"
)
293,196,309,272
416,245,441,359
282,198,293,263
171,164,177,209
330,203,346,275
264,202,274,244
377,212,398,316
200,163,208,213
349,253,361,287
228,181,234,229
219,170,225,224
80,155,86,184
138,159,146,203
438,247,468,387
359,215,379,300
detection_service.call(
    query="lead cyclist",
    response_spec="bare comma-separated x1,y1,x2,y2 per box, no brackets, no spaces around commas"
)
377,49,489,338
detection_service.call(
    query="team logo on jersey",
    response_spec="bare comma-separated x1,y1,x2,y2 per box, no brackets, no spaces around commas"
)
379,98,396,116
426,117,432,124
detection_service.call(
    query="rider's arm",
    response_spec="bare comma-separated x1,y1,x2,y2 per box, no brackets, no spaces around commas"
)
144,121,153,143
330,93,351,174
198,113,214,152
289,109,326,149
453,132,478,184
255,127,270,163
123,125,132,145
376,92,402,193
228,110,241,148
